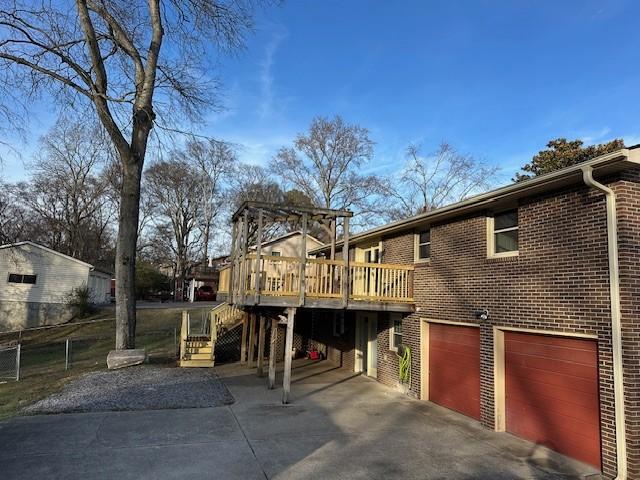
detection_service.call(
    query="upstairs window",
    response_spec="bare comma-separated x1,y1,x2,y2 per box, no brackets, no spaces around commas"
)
415,229,431,262
8,273,37,284
489,209,519,257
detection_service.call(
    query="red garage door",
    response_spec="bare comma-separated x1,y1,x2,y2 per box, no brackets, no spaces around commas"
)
505,332,601,469
429,323,481,420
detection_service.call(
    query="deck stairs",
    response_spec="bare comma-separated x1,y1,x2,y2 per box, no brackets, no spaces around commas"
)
178,302,244,368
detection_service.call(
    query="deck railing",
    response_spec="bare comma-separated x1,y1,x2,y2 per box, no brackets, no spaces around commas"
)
218,254,413,303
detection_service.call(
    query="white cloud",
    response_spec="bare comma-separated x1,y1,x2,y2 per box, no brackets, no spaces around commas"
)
258,31,288,120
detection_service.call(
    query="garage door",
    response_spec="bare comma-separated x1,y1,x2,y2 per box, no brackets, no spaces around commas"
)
505,332,601,469
429,323,481,420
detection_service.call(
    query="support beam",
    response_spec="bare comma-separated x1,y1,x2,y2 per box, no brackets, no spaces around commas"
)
240,211,249,303
282,307,296,404
299,213,308,307
257,315,266,377
268,318,278,389
248,313,257,368
240,314,248,364
341,216,350,307
254,209,264,304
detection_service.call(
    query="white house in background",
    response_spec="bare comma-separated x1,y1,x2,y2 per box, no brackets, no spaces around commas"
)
0,241,112,331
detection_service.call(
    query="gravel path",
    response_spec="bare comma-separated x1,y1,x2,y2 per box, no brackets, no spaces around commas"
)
23,366,234,414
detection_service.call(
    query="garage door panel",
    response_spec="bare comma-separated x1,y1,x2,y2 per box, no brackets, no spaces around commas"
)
429,323,480,421
506,372,599,407
505,332,600,469
504,362,598,395
505,338,597,365
505,351,597,380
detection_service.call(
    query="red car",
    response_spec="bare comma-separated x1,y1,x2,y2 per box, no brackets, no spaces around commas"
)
195,285,215,301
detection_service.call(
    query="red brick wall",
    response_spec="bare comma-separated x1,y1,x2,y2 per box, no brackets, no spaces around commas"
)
373,176,640,478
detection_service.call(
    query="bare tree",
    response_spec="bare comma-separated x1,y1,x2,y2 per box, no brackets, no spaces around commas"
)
270,116,383,230
0,183,29,244
145,158,203,301
385,143,498,220
0,1,258,349
184,138,236,263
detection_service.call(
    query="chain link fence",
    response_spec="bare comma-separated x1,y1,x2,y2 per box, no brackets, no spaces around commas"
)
0,309,189,381
0,345,20,382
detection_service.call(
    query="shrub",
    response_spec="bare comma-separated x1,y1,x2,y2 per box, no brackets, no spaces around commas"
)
66,284,96,319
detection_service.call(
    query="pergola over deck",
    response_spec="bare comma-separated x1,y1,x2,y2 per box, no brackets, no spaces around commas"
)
219,201,414,311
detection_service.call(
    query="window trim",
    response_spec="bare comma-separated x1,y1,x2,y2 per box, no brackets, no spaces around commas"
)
389,315,403,352
414,229,431,263
487,210,519,258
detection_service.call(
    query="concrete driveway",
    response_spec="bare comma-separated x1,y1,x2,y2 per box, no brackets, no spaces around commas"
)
0,360,599,479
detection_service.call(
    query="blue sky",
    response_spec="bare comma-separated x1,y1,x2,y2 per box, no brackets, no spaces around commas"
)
2,0,640,185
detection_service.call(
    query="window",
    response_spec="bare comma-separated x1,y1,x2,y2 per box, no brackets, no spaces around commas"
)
8,273,37,284
489,209,519,257
415,229,431,262
270,251,281,257
389,315,403,351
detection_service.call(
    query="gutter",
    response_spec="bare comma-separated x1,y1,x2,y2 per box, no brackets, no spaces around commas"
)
581,165,627,480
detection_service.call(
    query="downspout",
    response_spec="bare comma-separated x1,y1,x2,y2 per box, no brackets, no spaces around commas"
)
582,165,627,479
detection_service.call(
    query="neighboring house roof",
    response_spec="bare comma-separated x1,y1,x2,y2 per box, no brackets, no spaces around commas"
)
0,241,95,269
311,146,640,254
249,230,325,250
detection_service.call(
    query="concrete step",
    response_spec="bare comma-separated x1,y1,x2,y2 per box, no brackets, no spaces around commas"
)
179,359,214,368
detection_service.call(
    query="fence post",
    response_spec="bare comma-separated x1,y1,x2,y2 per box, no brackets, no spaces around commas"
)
15,344,21,381
65,338,71,371
174,326,178,358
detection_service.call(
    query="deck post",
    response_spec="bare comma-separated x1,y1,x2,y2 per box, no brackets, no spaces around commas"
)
240,313,248,364
254,209,264,304
341,216,350,307
268,318,278,389
282,307,296,404
248,313,257,368
257,315,266,377
240,211,249,304
229,222,237,304
180,310,188,360
299,213,308,307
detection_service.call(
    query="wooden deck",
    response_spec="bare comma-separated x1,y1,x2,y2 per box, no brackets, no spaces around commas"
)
218,254,415,312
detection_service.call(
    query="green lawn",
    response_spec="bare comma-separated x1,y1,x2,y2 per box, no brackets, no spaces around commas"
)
0,307,202,420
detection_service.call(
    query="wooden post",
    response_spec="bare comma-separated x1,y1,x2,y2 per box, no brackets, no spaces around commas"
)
240,313,248,364
342,216,350,307
254,209,263,304
240,212,249,304
180,310,188,360
229,222,237,304
257,315,266,377
268,318,278,389
299,213,308,307
330,218,336,260
282,307,296,404
248,313,257,368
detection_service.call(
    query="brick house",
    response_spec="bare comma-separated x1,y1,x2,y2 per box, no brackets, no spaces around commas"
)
218,147,640,478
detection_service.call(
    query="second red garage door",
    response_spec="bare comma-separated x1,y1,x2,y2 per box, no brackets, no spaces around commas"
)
505,332,601,469
429,323,481,420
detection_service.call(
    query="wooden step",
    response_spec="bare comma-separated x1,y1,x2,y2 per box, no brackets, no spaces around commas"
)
186,341,212,348
179,359,214,368
186,353,213,360
185,347,212,354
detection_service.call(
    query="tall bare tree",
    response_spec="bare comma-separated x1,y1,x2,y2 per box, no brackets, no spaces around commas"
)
385,142,498,220
145,158,203,300
184,138,236,263
0,1,257,349
19,120,113,261
270,116,382,230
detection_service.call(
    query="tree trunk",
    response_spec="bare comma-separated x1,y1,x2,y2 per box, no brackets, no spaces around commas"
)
115,153,143,350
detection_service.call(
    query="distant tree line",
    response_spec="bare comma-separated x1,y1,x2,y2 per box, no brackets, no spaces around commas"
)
0,114,626,303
